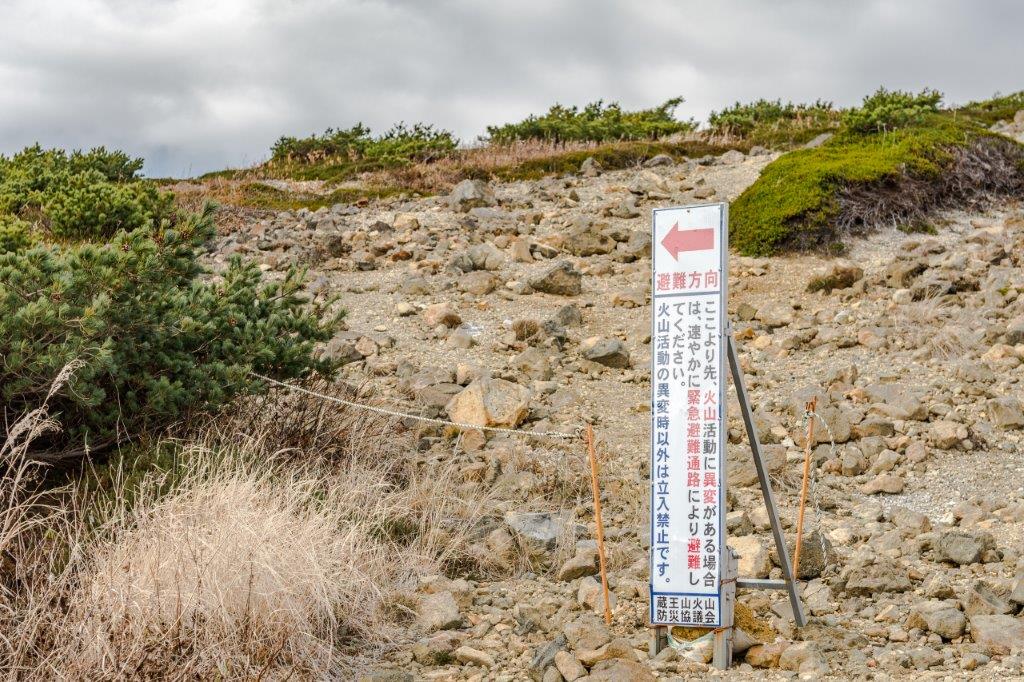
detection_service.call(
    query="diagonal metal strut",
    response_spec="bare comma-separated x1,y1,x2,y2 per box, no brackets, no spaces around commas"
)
726,332,806,627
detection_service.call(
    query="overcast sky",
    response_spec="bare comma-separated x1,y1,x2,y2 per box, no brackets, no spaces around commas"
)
1,0,1020,177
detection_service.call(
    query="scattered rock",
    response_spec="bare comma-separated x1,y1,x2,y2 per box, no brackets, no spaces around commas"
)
448,179,497,212
504,510,571,552
969,614,1024,656
729,535,772,579
861,473,905,495
906,600,967,640
807,260,864,293
446,377,531,428
530,261,583,296
580,337,631,368
987,396,1024,428
934,529,995,566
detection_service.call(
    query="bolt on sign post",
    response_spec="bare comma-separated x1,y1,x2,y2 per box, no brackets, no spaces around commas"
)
649,203,728,630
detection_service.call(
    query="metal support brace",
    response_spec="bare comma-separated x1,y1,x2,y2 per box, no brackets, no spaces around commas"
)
712,548,739,669
726,331,806,628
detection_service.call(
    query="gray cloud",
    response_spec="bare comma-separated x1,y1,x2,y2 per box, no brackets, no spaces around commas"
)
1,0,1020,176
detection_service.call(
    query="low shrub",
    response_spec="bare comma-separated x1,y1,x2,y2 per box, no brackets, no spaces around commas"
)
730,111,1024,255
486,98,695,144
708,98,840,145
0,146,339,461
0,145,173,241
0,216,35,253
271,121,457,166
954,90,1024,125
842,87,943,134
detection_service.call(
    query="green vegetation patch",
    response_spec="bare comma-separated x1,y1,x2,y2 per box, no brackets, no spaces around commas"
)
227,182,405,211
270,120,454,166
708,98,841,147
486,98,695,144
954,90,1024,126
0,146,340,462
730,89,1024,256
0,145,174,241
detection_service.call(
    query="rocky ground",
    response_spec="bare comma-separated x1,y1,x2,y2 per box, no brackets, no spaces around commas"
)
204,117,1024,680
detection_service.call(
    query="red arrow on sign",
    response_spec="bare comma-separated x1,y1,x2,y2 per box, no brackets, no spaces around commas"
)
661,223,714,260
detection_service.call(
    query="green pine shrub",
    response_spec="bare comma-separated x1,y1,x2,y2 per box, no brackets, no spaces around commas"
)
486,98,695,144
0,146,339,461
730,92,1024,256
0,144,174,241
842,87,943,134
0,216,35,253
707,98,840,146
271,122,457,166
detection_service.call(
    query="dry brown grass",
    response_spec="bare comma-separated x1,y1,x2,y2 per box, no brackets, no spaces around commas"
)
0,378,515,679
894,289,980,360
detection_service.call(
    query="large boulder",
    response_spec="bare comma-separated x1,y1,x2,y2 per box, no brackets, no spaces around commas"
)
446,378,531,428
906,600,967,640
987,396,1024,429
448,179,496,212
934,529,995,566
580,337,631,368
969,614,1024,656
530,261,583,296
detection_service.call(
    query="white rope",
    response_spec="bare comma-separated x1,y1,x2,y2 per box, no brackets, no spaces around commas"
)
249,371,581,441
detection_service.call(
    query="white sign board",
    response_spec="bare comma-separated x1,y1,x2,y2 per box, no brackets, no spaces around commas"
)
649,202,728,627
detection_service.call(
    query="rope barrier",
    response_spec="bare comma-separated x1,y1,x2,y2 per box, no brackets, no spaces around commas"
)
248,371,582,441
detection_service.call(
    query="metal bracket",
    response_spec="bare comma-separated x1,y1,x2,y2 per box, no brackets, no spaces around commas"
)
727,331,806,629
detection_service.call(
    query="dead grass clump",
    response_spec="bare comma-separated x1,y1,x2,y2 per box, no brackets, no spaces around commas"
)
806,270,859,294
1,377,519,678
894,290,980,360
512,318,542,341
60,454,409,678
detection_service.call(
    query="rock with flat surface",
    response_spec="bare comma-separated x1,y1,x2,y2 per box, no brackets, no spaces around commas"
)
934,529,995,566
969,614,1024,655
530,261,583,296
587,659,654,682
906,600,967,640
842,559,913,595
504,510,570,551
580,337,631,368
448,179,496,212
417,591,463,632
729,535,772,579
987,396,1024,428
455,645,494,668
446,377,531,428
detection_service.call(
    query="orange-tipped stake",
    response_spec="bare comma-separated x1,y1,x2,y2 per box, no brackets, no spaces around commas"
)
586,424,613,626
793,398,817,579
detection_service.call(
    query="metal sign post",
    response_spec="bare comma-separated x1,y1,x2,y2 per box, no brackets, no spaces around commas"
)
648,203,804,669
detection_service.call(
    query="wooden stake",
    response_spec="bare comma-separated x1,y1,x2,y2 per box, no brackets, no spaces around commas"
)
793,397,817,579
585,424,613,626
